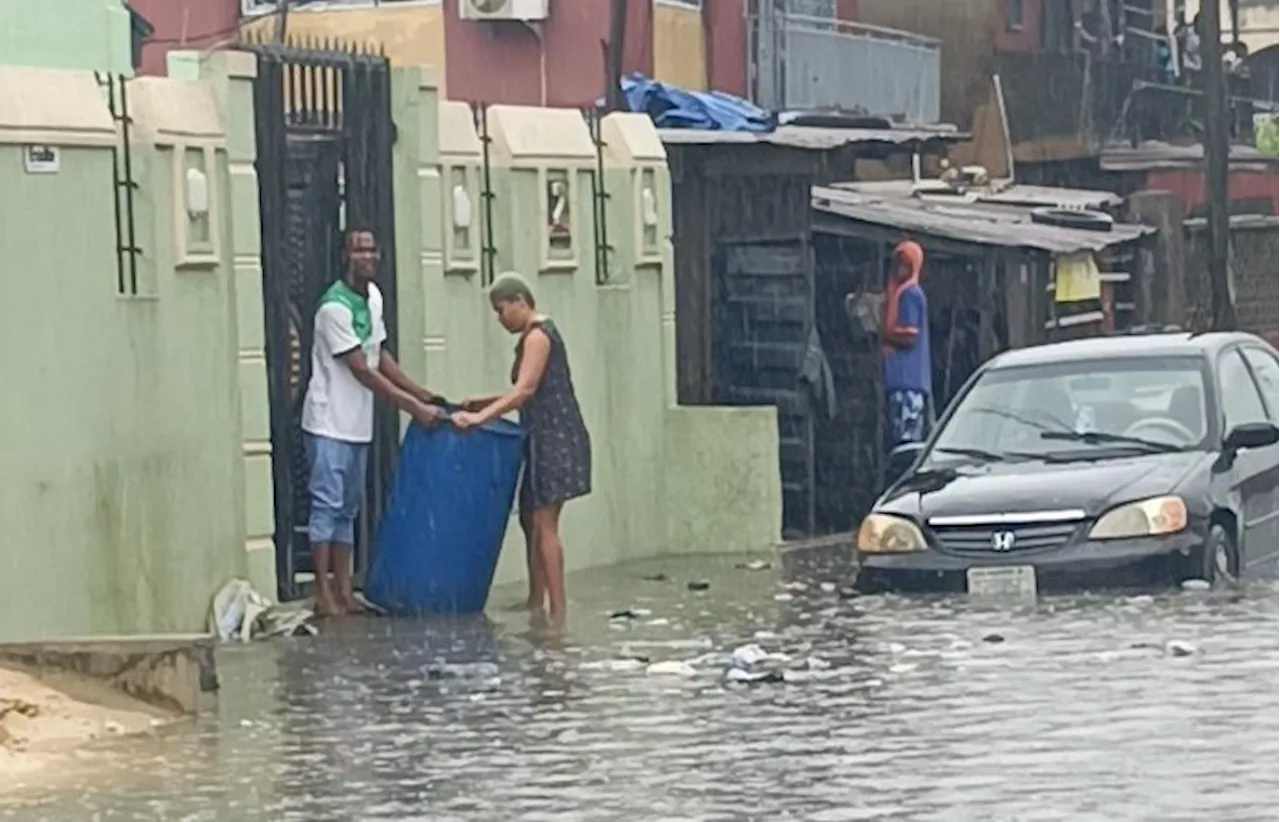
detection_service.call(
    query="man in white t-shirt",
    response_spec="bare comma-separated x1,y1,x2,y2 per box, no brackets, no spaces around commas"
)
301,227,442,616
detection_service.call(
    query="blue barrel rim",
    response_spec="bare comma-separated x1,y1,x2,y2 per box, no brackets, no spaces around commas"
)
414,405,524,439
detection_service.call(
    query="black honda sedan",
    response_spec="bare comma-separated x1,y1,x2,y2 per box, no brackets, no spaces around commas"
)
854,332,1279,594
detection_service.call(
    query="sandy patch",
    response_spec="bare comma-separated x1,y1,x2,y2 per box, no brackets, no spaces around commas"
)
0,665,175,794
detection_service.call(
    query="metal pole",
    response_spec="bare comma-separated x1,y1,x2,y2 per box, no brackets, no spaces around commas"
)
275,0,290,43
1200,0,1237,330
603,0,627,112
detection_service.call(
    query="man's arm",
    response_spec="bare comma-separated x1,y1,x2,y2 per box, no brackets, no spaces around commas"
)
342,350,429,415
315,306,439,425
378,351,435,405
884,289,923,348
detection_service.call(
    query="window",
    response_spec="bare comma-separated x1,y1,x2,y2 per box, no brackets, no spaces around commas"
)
1006,0,1025,31
926,356,1210,465
1240,347,1280,421
1218,349,1270,431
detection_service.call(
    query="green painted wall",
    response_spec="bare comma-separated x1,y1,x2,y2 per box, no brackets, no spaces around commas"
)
391,68,783,588
0,59,268,641
0,0,133,75
0,56,779,642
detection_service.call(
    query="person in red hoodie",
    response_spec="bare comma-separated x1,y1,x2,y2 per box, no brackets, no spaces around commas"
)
881,239,932,448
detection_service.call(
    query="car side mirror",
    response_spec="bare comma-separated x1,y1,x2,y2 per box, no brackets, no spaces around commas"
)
885,442,926,485
1224,421,1279,452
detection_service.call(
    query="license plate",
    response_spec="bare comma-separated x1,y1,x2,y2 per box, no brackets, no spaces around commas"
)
966,565,1037,599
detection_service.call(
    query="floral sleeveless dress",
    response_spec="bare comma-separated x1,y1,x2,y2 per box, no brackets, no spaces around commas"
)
512,319,592,511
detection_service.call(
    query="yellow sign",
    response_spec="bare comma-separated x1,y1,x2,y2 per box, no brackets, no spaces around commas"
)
1055,252,1101,303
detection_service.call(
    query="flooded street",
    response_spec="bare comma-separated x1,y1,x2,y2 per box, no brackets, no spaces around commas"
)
2,549,1277,822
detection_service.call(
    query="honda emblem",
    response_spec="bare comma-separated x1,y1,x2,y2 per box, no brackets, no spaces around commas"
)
991,531,1016,552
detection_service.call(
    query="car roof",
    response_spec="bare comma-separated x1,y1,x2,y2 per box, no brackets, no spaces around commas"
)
986,331,1260,370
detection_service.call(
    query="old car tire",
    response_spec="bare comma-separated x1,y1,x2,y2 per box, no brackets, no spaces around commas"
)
1197,524,1239,587
1029,207,1115,232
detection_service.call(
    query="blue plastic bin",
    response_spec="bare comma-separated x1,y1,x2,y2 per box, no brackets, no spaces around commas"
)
366,417,525,615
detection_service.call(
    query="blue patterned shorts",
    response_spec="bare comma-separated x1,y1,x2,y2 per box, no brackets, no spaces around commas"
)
887,389,928,446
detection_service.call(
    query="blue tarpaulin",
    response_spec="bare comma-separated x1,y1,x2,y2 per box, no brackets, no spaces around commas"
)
618,73,776,132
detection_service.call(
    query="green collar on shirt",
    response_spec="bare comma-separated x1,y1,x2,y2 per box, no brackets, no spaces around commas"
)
321,280,372,344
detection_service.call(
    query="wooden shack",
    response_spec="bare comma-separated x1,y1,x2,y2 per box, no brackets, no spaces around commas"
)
809,182,1155,530
663,126,960,539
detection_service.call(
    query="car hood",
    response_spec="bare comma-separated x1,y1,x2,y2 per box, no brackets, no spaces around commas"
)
879,451,1206,521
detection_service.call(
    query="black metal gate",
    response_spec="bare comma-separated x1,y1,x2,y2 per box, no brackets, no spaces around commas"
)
248,42,399,602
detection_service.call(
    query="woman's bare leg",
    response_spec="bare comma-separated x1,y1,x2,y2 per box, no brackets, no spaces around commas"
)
533,504,566,622
521,508,546,611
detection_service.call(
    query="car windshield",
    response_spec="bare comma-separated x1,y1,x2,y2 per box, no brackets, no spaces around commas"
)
926,356,1210,466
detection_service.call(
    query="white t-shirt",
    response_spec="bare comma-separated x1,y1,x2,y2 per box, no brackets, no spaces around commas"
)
301,282,387,443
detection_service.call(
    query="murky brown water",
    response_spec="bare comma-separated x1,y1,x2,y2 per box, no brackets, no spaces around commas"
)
2,549,1277,821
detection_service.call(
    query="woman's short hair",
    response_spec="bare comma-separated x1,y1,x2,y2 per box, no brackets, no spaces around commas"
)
488,271,536,309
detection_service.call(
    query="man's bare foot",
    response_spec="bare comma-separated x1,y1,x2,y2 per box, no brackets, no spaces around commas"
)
339,595,366,615
314,592,340,617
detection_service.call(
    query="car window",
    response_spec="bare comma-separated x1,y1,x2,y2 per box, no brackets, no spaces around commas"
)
1240,347,1279,421
1218,349,1270,430
927,356,1209,465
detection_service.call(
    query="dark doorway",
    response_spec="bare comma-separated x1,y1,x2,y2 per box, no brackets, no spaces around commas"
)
713,239,816,538
247,42,399,602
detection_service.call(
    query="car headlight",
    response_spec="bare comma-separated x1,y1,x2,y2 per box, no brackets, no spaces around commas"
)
1088,495,1188,540
856,513,927,553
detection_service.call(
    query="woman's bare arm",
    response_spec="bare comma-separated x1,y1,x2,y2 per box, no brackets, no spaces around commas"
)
472,330,551,424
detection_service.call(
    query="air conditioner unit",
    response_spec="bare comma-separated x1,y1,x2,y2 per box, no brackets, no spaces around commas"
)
459,0,549,22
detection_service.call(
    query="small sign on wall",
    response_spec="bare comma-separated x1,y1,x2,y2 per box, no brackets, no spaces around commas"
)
23,145,60,174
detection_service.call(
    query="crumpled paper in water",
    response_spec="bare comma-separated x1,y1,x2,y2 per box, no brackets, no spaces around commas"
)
208,579,317,642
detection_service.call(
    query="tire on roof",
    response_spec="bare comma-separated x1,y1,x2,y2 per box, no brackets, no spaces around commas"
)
1029,207,1115,232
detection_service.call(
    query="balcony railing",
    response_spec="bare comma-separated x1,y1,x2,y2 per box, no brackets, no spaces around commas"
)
996,49,1276,155
748,10,941,123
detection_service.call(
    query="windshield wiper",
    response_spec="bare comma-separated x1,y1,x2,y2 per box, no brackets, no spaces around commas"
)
1039,429,1183,453
934,446,1013,463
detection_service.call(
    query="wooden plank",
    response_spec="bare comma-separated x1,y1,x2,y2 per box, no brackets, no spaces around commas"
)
1045,309,1105,329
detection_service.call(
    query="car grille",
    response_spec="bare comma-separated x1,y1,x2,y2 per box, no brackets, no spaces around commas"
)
928,521,1080,555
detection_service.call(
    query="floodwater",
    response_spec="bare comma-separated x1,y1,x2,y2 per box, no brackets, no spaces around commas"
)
2,549,1277,822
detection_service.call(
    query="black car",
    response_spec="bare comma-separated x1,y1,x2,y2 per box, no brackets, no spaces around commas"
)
855,332,1280,594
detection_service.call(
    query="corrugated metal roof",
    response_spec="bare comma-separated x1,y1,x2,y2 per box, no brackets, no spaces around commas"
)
1100,140,1278,170
812,186,1152,253
979,184,1122,209
658,124,967,150
832,180,1123,209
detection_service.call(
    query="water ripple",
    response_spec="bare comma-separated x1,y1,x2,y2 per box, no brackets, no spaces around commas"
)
1,550,1276,821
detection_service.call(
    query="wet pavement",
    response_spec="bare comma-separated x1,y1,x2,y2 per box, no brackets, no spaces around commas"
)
2,548,1277,821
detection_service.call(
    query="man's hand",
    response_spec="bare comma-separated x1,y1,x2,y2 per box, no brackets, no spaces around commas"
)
458,396,489,412
410,401,445,429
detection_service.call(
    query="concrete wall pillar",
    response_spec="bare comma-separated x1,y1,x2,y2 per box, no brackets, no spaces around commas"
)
169,49,277,600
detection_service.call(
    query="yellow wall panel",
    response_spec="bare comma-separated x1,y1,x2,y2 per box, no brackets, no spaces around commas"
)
241,5,447,94
653,3,706,90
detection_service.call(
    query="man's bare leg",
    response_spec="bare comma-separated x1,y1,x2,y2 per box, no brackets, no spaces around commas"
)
333,545,361,614
313,543,339,616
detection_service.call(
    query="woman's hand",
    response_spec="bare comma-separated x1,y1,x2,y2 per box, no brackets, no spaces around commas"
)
451,410,483,431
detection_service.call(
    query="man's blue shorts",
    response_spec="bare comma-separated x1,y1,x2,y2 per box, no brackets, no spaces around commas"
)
305,433,368,547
